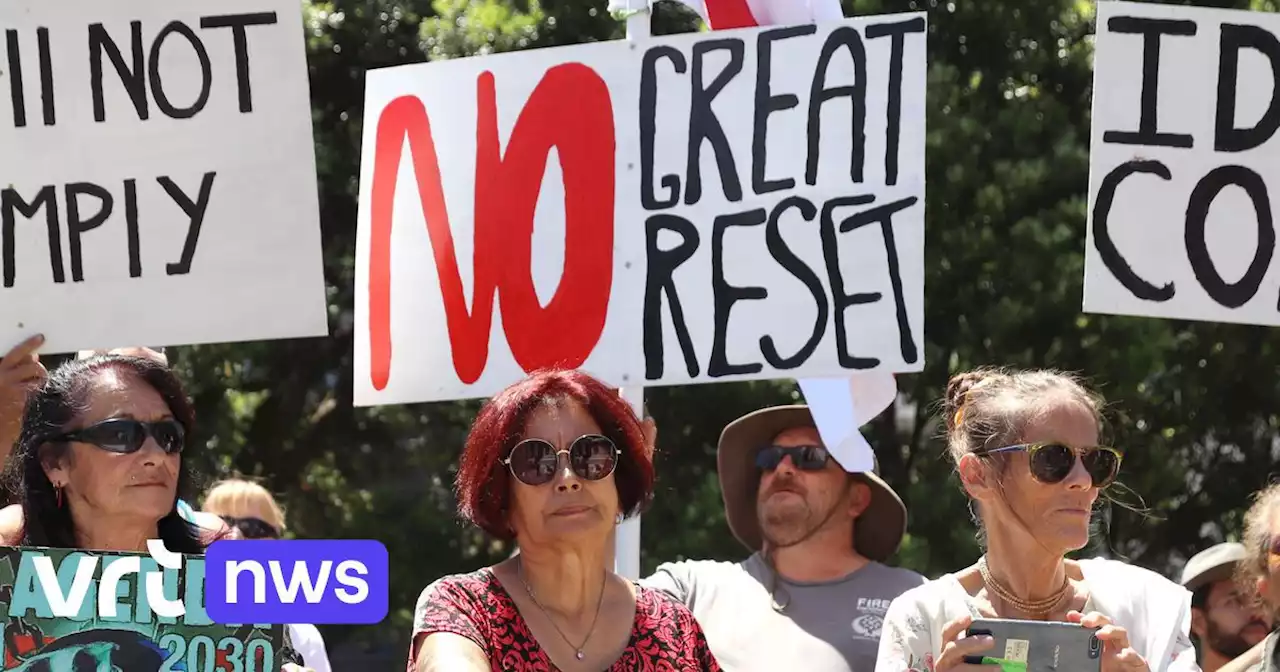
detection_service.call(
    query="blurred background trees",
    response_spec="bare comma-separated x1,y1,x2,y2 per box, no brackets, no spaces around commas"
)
155,0,1280,664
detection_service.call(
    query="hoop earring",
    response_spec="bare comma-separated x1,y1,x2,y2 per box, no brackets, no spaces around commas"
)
54,484,64,509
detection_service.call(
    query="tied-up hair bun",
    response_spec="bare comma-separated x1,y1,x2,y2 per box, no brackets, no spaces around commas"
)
945,371,998,431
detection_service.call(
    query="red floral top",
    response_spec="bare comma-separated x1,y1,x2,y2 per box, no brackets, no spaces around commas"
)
409,568,722,671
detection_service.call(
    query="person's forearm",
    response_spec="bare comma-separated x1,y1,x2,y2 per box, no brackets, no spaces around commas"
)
0,411,20,464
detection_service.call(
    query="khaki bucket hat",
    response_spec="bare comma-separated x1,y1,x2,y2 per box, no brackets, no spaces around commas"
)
717,404,907,562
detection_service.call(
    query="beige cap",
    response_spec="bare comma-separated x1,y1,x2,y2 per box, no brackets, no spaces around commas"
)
1181,542,1248,592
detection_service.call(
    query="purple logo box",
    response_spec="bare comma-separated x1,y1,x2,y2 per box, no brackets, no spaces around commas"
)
205,540,388,625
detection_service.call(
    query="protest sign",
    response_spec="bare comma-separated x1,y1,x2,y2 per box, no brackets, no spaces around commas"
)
0,546,283,670
0,0,328,354
355,14,928,405
1086,2,1280,326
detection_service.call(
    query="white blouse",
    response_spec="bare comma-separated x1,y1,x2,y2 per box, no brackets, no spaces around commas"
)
874,557,1200,672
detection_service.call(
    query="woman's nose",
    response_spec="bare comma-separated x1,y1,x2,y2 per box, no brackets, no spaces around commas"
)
138,438,167,465
553,454,582,491
1061,453,1093,489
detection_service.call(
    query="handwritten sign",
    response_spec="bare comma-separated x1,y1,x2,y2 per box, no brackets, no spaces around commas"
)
356,14,928,405
0,0,328,353
0,546,283,671
1086,2,1280,326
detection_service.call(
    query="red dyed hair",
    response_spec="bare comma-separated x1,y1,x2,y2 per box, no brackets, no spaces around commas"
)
455,369,655,540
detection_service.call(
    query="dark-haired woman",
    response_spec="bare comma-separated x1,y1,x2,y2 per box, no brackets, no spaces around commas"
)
0,354,313,671
408,368,720,671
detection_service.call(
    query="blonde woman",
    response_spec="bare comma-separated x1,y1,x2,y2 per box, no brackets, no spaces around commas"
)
876,368,1196,672
202,479,334,672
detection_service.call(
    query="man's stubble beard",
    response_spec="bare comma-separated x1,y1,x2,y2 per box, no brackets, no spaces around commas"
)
760,492,843,549
1206,616,1269,660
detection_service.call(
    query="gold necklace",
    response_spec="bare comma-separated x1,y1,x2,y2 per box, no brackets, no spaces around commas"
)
977,556,1069,617
518,559,606,662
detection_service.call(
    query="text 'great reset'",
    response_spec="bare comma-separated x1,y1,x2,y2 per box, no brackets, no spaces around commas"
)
354,12,928,405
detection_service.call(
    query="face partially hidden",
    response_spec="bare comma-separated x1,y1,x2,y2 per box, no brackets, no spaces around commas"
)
962,400,1101,555
1193,579,1271,659
1256,513,1280,621
756,427,868,549
43,368,181,526
507,400,620,545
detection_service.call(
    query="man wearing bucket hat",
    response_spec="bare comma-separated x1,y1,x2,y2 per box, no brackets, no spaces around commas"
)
642,402,925,671
1181,542,1271,672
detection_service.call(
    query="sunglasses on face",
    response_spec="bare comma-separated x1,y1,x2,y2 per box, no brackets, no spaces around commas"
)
502,434,620,487
50,418,185,455
221,516,280,539
755,445,831,471
978,442,1123,488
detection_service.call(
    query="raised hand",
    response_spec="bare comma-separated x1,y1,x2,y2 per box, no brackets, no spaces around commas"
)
0,334,47,458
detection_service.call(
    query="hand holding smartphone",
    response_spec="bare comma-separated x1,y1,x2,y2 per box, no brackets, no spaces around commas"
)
960,619,1102,672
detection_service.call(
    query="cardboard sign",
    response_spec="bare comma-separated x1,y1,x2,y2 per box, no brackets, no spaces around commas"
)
0,546,283,670
356,14,928,405
0,0,328,354
1086,2,1280,326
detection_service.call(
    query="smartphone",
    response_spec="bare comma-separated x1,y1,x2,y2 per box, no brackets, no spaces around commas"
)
962,619,1102,672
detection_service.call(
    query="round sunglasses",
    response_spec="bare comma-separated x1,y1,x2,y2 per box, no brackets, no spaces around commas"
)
48,418,185,455
755,445,831,471
502,434,620,486
978,442,1123,488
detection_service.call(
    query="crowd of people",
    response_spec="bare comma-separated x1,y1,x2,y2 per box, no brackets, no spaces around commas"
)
0,321,1276,672
403,367,1280,672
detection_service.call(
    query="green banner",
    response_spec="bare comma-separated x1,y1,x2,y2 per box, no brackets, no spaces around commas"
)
0,546,283,671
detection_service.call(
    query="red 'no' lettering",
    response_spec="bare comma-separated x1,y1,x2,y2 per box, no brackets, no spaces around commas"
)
704,0,760,29
368,63,616,390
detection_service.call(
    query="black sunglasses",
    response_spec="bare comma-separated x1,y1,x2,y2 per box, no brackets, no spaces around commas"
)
221,516,281,539
50,418,185,455
976,442,1123,488
756,445,831,471
502,434,620,486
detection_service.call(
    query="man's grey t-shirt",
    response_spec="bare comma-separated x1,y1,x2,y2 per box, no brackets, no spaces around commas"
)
642,553,926,671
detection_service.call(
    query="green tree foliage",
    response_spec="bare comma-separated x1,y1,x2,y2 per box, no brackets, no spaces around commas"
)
164,0,1280,659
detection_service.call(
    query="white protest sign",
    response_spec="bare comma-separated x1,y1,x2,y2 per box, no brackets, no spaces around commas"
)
355,14,927,405
0,0,328,353
1086,2,1280,326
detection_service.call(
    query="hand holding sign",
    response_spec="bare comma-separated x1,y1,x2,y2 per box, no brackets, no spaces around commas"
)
0,334,47,459
641,416,658,459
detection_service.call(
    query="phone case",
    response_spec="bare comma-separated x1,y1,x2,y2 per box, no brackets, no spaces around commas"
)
963,619,1102,672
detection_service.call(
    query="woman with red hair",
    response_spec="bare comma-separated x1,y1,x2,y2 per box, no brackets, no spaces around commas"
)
408,369,720,671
